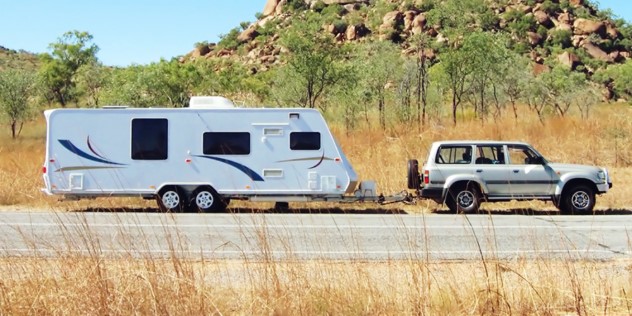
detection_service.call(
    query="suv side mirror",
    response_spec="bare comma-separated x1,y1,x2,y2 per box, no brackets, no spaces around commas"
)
533,156,546,165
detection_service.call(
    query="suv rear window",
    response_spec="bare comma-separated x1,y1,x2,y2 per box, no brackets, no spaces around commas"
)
436,146,472,164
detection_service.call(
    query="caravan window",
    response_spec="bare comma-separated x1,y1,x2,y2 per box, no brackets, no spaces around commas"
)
203,132,250,155
131,118,168,160
290,132,320,150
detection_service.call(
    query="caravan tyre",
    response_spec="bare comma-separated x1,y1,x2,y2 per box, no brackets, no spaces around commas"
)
190,186,228,213
157,186,185,213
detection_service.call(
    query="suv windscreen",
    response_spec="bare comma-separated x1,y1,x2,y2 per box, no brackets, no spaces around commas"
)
436,146,472,164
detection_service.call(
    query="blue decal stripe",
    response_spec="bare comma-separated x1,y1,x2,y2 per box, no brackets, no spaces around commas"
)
59,140,126,166
194,155,264,182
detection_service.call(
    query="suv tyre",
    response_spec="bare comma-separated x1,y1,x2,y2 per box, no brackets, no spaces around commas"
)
559,185,595,215
446,183,481,214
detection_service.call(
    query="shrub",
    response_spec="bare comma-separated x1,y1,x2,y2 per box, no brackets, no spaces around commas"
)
549,29,572,48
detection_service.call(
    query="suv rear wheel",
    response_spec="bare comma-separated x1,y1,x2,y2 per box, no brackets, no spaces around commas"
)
446,183,481,214
559,185,595,215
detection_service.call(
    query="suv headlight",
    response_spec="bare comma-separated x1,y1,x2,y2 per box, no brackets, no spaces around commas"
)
598,169,607,182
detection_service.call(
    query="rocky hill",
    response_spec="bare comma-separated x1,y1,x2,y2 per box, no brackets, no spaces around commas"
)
0,46,39,71
185,0,631,80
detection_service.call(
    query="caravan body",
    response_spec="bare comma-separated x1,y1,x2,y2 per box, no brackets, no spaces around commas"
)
41,98,358,211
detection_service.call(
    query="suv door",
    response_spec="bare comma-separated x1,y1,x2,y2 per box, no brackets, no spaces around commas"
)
506,144,557,196
473,145,511,197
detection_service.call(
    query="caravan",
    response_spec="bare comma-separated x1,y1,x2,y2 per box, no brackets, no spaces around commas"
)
41,97,363,211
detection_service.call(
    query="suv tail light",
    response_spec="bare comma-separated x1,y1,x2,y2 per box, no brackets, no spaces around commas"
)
424,170,429,185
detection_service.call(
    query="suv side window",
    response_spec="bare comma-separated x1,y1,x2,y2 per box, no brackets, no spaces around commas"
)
475,145,505,164
507,145,540,165
436,146,472,164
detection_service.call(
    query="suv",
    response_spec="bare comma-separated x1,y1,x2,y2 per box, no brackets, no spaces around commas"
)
408,141,612,214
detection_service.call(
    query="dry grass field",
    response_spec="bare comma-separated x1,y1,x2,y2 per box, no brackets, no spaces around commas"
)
0,104,631,314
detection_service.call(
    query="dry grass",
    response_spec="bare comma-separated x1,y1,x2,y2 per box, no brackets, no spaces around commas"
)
0,257,631,315
1,104,631,211
0,105,631,314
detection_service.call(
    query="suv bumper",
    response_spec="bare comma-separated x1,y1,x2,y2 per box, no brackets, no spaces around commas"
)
420,187,444,202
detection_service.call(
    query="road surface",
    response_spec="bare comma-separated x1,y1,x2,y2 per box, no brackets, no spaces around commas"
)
0,211,630,260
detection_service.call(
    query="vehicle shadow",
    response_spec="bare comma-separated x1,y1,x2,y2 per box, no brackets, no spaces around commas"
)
432,208,632,216
77,207,409,215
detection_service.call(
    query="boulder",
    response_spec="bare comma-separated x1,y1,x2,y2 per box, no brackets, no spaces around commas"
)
411,13,427,35
582,41,613,62
533,10,552,27
573,18,605,36
557,51,580,69
217,49,232,58
569,0,583,6
533,63,550,75
558,12,572,24
621,51,631,59
306,0,367,5
605,22,621,39
572,35,585,47
275,0,287,15
526,32,543,46
556,23,572,32
382,11,404,29
345,23,370,40
609,51,624,63
237,25,259,43
263,0,279,17
403,11,417,32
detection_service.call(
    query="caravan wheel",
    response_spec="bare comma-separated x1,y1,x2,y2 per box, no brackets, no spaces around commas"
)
190,186,228,212
157,186,185,212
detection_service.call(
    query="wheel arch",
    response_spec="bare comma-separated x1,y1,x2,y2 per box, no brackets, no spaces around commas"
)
558,178,597,197
444,179,485,202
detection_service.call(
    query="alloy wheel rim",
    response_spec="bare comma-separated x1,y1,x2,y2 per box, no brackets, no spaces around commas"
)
457,191,475,208
162,191,180,209
571,191,590,209
196,191,214,209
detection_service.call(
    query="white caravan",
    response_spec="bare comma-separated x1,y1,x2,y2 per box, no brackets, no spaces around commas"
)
41,97,364,211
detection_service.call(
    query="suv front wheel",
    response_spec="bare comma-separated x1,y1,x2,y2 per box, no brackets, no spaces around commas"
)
446,183,481,214
559,185,595,215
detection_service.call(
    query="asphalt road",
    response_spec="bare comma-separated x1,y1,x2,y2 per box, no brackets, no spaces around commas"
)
0,211,630,260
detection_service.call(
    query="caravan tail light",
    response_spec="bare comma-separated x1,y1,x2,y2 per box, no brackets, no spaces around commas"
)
424,170,429,185
42,166,47,174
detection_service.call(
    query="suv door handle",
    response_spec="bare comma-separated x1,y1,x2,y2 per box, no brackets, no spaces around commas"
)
513,170,519,173
476,169,483,173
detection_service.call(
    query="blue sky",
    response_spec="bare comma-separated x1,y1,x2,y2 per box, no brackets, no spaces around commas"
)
0,0,629,67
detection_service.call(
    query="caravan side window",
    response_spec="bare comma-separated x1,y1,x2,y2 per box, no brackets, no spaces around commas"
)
203,132,250,155
290,132,320,150
131,118,168,160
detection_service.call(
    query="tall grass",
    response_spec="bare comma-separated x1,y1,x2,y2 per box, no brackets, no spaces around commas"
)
1,104,630,210
0,212,630,314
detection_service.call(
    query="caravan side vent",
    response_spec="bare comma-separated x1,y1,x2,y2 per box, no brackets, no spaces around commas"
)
289,113,300,120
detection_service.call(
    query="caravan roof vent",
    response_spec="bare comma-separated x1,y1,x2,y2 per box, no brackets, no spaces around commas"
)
189,96,235,109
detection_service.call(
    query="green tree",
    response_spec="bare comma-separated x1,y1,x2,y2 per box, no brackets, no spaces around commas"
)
436,47,472,125
101,60,202,108
274,13,350,110
0,69,36,139
75,61,108,108
38,30,99,106
358,41,402,129
462,32,511,121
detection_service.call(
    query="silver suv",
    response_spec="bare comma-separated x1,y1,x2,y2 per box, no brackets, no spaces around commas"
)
408,141,612,214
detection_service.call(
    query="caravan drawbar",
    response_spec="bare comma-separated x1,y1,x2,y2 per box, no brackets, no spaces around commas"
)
41,97,399,211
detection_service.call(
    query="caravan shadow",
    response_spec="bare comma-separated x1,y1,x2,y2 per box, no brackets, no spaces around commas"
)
76,207,409,215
